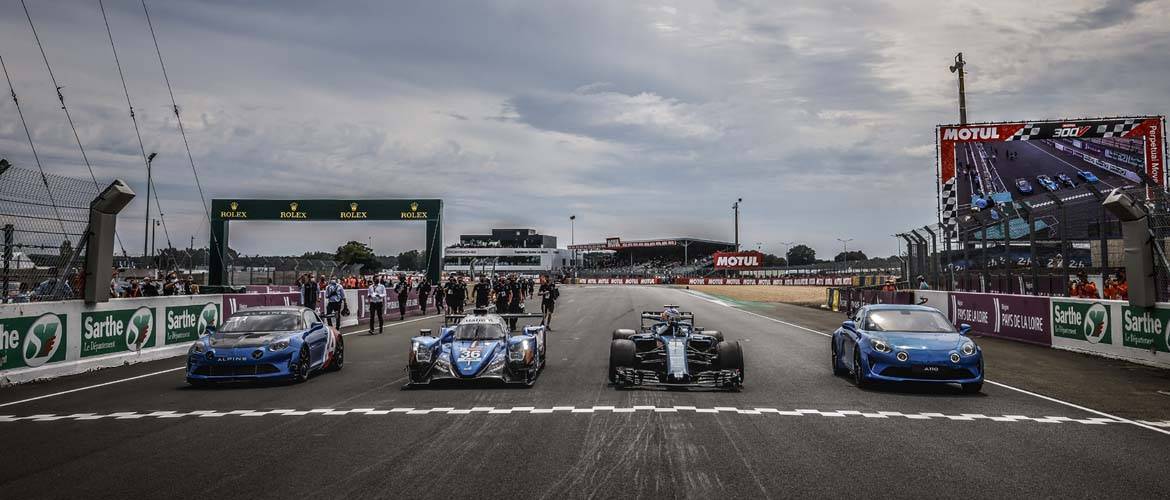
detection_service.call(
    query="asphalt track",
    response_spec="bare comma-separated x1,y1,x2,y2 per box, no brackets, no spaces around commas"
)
2,285,1170,498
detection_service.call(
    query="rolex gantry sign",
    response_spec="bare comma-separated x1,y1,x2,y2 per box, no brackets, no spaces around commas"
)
209,198,443,285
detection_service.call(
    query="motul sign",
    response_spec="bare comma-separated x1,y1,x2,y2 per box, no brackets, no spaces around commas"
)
941,127,1000,141
712,251,764,269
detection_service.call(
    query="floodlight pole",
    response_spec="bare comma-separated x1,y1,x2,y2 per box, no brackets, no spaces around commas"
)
836,237,853,273
143,152,157,264
949,53,968,124
570,215,576,268
732,198,742,251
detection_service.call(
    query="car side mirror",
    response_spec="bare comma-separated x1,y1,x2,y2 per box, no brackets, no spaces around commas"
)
959,324,972,336
420,328,433,337
841,320,857,331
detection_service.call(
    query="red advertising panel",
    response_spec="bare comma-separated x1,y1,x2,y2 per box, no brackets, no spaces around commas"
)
937,117,1166,255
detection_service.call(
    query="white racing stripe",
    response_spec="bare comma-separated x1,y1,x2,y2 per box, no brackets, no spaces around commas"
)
0,406,1143,426
677,288,1170,437
0,315,441,409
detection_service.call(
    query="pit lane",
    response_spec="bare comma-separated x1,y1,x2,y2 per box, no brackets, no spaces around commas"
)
1,285,1168,498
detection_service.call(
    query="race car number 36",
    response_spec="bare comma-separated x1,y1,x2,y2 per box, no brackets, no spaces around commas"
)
459,350,482,361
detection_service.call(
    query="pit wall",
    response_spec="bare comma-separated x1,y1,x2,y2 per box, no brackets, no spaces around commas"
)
910,290,1170,370
574,277,867,285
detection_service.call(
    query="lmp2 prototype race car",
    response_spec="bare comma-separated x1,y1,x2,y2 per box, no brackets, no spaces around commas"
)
406,308,547,387
831,304,983,393
608,306,745,391
187,306,343,385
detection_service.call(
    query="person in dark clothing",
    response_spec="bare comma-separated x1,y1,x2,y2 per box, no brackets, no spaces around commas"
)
418,279,431,314
507,275,524,330
539,275,559,329
394,275,410,321
473,277,492,308
433,281,445,315
446,276,466,313
493,276,510,315
301,274,319,310
526,277,535,298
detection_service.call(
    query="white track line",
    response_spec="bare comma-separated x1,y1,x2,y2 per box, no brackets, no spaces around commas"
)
0,315,440,409
0,406,1135,426
678,289,1170,437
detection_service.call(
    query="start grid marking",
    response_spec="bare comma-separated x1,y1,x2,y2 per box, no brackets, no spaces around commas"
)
0,407,1155,426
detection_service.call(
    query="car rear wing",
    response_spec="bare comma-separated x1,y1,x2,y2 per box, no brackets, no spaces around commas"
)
444,312,546,329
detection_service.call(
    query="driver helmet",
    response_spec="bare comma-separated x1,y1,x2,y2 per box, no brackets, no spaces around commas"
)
661,307,682,322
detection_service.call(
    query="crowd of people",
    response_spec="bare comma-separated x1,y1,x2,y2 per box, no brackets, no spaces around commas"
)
295,272,560,334
1070,270,1128,300
109,269,200,298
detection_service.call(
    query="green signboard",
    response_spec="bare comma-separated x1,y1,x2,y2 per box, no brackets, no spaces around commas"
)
0,313,67,370
164,303,220,344
1120,306,1170,352
1051,300,1111,344
210,199,440,222
81,307,157,357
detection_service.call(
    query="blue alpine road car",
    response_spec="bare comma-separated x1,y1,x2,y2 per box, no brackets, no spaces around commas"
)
608,306,744,391
186,306,343,385
831,304,983,393
406,309,547,387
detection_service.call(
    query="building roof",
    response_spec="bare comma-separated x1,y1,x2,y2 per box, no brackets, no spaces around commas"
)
568,237,734,251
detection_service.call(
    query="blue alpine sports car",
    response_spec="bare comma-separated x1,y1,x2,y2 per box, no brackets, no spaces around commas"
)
831,304,983,393
186,306,343,385
406,309,547,387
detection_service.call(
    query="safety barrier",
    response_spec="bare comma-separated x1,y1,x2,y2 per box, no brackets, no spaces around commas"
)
908,290,1170,369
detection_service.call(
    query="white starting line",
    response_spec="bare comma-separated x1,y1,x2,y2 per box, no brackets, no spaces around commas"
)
2,406,1165,426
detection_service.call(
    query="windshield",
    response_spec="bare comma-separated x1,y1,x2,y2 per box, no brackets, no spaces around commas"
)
219,312,302,333
454,322,506,340
864,309,955,334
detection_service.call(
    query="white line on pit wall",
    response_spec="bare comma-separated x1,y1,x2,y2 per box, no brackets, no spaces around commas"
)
677,289,1170,437
0,315,440,409
0,407,1136,425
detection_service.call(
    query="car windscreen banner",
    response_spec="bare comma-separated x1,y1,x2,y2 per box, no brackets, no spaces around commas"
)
936,116,1166,242
712,251,765,270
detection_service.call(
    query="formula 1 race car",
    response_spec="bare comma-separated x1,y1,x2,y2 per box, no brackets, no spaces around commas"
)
406,308,547,387
608,306,744,391
186,306,343,385
1056,172,1077,188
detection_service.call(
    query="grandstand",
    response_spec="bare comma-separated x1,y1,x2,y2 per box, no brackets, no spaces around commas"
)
569,237,734,277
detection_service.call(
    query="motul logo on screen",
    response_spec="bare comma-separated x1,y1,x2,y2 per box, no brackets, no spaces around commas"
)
1054,125,1091,138
712,251,764,269
942,127,1000,141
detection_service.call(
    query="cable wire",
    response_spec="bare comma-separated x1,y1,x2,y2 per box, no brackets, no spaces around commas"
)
19,0,129,256
141,0,216,258
1,53,67,238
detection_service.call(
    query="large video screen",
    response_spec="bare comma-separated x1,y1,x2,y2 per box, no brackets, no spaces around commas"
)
938,117,1165,244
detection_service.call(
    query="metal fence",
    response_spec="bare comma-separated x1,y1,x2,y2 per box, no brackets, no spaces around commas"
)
1,163,98,302
901,186,1169,301
224,256,350,285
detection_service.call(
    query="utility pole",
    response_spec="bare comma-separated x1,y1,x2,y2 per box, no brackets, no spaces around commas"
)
142,152,157,264
949,53,967,124
732,198,742,251
569,215,576,269
151,219,159,273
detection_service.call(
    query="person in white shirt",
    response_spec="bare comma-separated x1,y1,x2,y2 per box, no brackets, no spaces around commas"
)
368,277,386,334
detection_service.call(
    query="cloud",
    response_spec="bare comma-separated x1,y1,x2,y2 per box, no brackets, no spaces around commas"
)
1,0,1168,259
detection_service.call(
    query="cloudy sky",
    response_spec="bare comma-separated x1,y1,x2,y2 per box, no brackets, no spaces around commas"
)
1,0,1167,259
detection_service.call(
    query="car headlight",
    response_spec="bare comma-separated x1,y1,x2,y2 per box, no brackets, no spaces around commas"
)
509,339,530,362
190,341,206,354
869,338,892,353
268,339,291,352
413,342,432,363
960,341,977,356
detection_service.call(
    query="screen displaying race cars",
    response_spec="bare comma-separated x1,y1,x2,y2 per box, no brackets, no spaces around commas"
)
937,117,1166,245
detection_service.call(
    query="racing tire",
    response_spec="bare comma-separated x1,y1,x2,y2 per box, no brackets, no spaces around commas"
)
716,341,745,383
608,339,636,383
612,329,636,340
291,345,311,384
327,336,344,372
830,339,847,376
852,350,870,389
961,381,983,394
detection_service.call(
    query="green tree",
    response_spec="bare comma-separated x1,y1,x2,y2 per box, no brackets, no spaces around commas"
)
786,244,817,266
834,250,868,262
335,241,382,273
300,251,335,261
396,249,422,271
762,253,787,267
